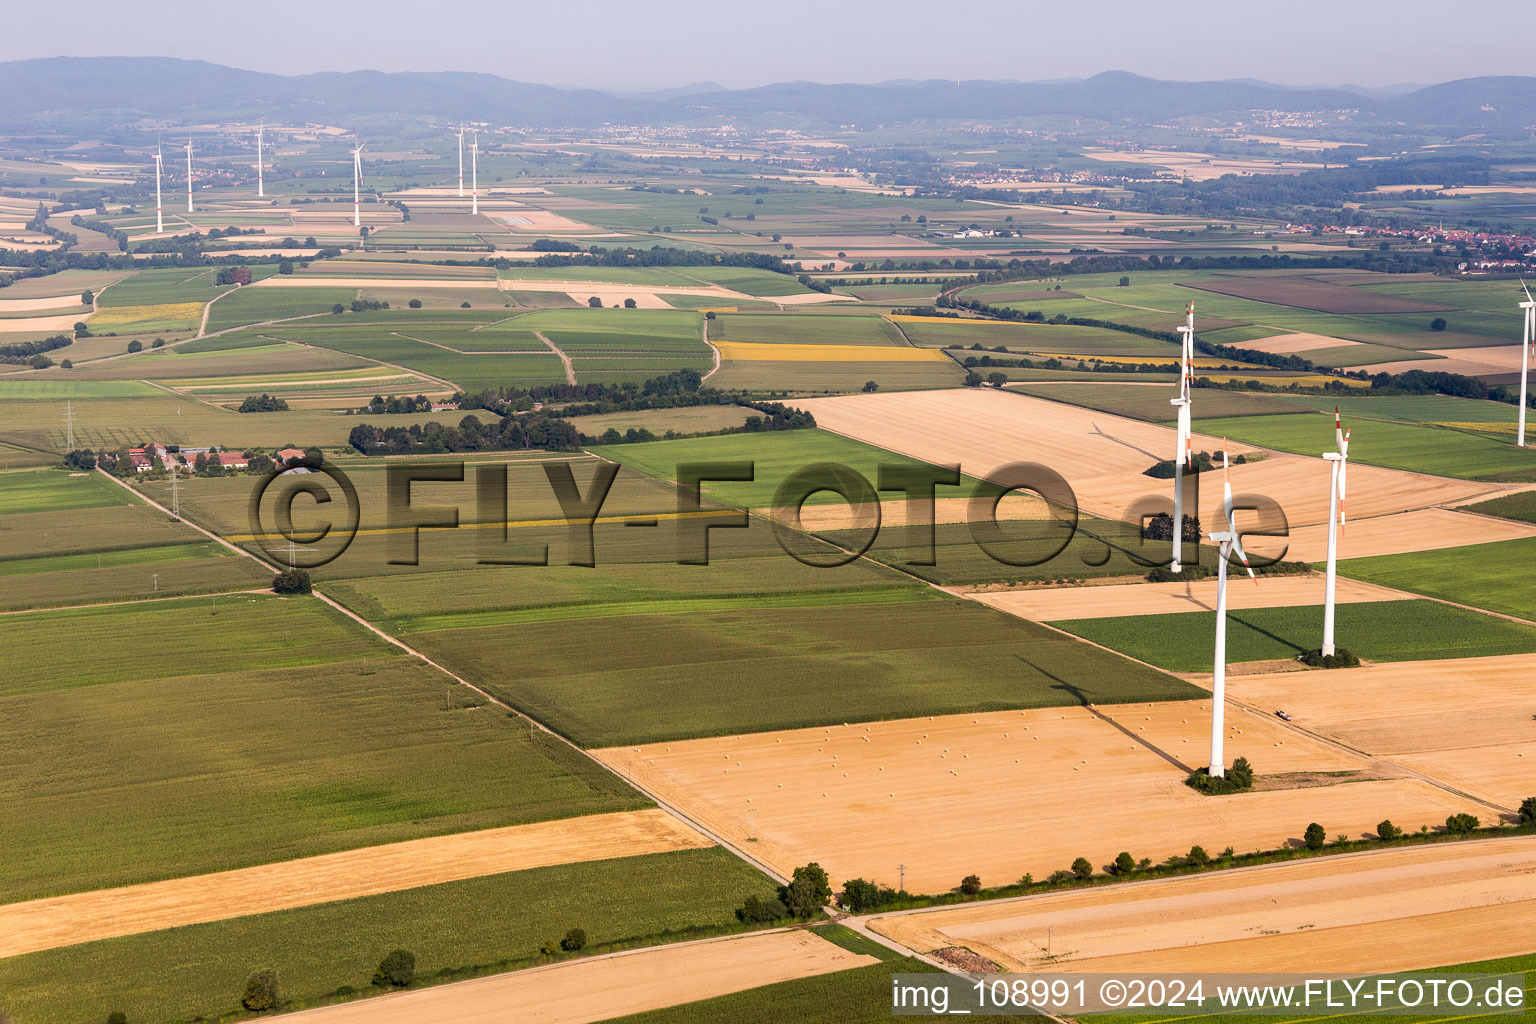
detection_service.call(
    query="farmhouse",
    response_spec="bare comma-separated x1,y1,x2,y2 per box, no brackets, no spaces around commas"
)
212,452,249,470
275,447,306,466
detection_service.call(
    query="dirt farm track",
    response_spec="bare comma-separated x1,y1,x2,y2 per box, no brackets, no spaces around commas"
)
871,835,1536,973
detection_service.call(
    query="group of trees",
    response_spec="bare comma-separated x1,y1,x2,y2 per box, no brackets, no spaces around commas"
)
735,863,832,923
0,332,70,368
1186,756,1256,795
360,393,434,414
350,372,815,456
216,266,254,286
237,393,289,413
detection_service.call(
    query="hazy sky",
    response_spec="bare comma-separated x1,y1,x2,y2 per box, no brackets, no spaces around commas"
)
5,0,1530,90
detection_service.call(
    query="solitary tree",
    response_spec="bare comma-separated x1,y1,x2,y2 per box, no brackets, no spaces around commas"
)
1520,796,1536,826
623,297,637,308
1186,845,1210,866
1303,822,1327,850
241,970,280,1012
408,298,422,308
126,339,142,353
1118,276,1131,287
782,862,832,917
81,289,94,305
1430,317,1448,332
1071,857,1094,879
1113,851,1136,876
1376,820,1402,841
959,874,982,895
588,296,603,308
560,928,587,951
372,950,415,988
862,380,879,392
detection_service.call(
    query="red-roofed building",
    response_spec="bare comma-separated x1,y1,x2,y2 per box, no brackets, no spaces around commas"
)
214,452,249,470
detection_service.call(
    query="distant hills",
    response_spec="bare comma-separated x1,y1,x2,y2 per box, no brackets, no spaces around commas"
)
1,57,1533,133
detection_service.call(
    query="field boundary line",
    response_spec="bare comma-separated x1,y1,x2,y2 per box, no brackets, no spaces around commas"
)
93,464,789,884
390,330,550,357
534,330,577,385
700,317,721,381
0,588,270,617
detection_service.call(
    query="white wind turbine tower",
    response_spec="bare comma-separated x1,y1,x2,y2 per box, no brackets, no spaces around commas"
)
153,143,164,234
1170,300,1196,572
351,138,365,229
457,125,465,198
1518,280,1534,448
256,122,266,198
184,137,195,213
1206,442,1257,778
470,132,479,215
1320,408,1350,657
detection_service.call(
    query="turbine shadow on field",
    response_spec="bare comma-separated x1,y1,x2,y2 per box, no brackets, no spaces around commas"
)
1088,420,1162,462
1227,612,1305,655
1022,658,1195,773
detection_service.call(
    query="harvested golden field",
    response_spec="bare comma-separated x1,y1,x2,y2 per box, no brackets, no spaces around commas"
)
871,835,1536,973
1212,652,1536,808
89,302,205,327
0,809,711,958
799,389,1489,534
260,929,874,1024
970,575,1407,621
1282,507,1536,562
592,706,1481,894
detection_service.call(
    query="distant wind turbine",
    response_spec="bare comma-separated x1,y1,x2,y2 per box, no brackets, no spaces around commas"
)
1206,441,1256,779
1320,408,1350,657
1170,300,1196,572
256,122,265,198
1519,280,1535,448
185,137,194,213
153,143,164,234
351,138,365,229
470,132,479,216
457,125,465,198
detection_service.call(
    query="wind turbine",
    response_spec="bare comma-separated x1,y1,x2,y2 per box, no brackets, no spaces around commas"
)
1321,409,1350,657
470,132,479,216
351,138,365,229
153,143,164,234
457,125,465,198
256,122,265,198
185,137,195,213
1206,442,1256,778
1519,280,1535,448
1170,300,1196,572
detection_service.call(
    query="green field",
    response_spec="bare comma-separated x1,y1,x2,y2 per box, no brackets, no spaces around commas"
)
1197,412,1536,480
0,379,162,398
204,285,362,332
0,848,773,1024
1013,383,1309,422
0,593,649,899
711,313,906,347
0,468,132,514
1339,537,1536,622
1054,599,1536,672
707,358,965,392
409,591,1200,747
590,429,981,509
0,535,272,610
1460,491,1536,524
899,317,1179,356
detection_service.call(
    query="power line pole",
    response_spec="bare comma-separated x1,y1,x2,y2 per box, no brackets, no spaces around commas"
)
170,463,181,520
64,400,74,451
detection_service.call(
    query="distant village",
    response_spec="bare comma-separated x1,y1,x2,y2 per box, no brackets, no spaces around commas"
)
96,444,318,477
